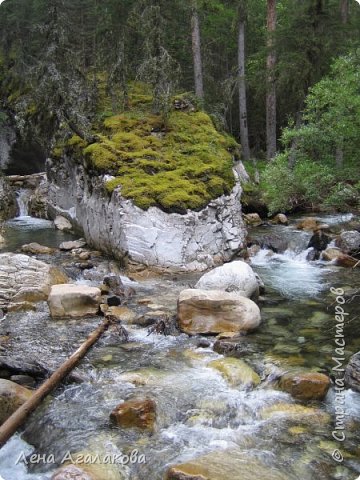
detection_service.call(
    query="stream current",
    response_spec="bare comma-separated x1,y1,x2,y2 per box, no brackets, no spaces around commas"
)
0,209,359,480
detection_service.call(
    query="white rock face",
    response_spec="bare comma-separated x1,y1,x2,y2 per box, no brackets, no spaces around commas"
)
46,157,247,271
0,253,64,306
48,284,101,318
178,288,261,335
195,260,259,298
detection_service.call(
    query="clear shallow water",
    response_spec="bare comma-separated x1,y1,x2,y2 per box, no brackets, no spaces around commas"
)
0,214,360,480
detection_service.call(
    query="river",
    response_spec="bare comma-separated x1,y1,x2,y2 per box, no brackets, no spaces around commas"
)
0,207,359,479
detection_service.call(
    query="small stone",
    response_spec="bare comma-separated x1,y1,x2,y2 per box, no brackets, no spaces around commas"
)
296,217,319,231
272,213,288,225
21,243,54,255
138,298,153,305
278,371,331,401
54,215,73,232
107,296,122,307
110,398,156,430
107,306,136,323
79,251,91,261
244,213,263,226
197,339,211,348
59,239,87,251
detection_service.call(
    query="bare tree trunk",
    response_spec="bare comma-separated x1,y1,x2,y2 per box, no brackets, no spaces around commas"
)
238,16,250,162
266,0,277,161
336,143,344,168
0,317,112,448
340,0,349,24
191,0,204,100
288,112,302,168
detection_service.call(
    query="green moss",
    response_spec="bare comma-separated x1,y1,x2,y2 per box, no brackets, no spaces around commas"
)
65,84,237,211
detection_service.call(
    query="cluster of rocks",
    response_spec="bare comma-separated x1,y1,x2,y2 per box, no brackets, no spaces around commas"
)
299,217,360,266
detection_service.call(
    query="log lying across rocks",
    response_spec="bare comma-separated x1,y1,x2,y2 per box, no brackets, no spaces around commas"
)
0,317,112,448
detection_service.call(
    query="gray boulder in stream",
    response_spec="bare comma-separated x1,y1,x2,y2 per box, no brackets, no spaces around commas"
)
178,289,261,335
336,230,360,256
345,351,360,392
195,260,260,298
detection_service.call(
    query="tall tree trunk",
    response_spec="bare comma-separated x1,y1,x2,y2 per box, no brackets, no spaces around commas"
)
238,14,250,162
191,0,204,100
340,0,349,24
266,0,277,161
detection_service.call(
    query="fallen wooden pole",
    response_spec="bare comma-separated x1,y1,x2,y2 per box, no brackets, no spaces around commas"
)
0,317,112,449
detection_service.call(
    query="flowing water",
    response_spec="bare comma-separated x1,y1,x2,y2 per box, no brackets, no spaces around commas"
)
0,210,360,480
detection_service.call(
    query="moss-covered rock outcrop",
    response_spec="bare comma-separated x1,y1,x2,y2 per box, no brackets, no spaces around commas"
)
61,84,238,213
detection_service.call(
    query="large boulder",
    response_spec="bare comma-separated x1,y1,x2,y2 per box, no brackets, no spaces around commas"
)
335,230,360,255
48,284,101,318
278,371,331,401
110,398,156,431
0,379,33,424
47,157,247,272
345,351,360,392
178,289,261,335
195,261,260,298
0,253,68,307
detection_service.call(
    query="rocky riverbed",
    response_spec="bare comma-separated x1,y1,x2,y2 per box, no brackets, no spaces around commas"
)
0,209,359,479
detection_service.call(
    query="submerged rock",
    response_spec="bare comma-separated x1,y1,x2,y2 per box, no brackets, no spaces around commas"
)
21,242,54,255
0,379,32,424
165,449,295,480
208,357,260,388
177,289,261,335
52,462,124,480
278,371,331,401
195,261,260,298
48,284,101,318
110,398,156,430
345,351,360,392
